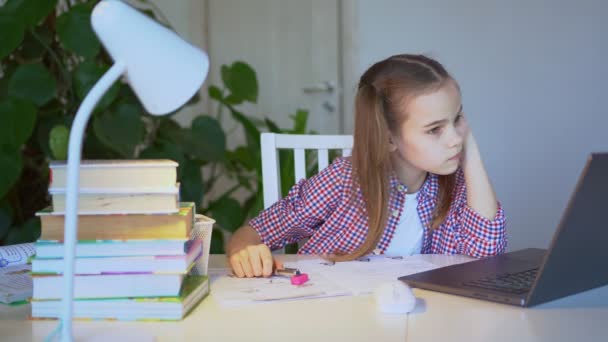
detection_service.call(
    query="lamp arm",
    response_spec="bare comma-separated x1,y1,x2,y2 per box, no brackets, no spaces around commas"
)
59,62,126,342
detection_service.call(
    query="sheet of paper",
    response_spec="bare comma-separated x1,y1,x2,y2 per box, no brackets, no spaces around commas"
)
0,243,35,268
295,254,440,295
209,263,350,308
209,255,441,307
0,264,33,304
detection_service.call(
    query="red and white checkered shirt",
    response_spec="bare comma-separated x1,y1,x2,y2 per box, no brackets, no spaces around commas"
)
250,157,506,258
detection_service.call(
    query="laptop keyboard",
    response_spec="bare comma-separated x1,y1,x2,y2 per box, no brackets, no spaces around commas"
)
462,268,539,294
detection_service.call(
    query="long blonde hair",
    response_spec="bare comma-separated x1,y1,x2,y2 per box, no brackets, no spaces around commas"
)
334,54,457,261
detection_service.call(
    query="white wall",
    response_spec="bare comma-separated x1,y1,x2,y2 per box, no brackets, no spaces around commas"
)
355,0,608,251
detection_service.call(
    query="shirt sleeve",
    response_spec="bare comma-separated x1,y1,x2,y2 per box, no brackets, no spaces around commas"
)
249,157,346,250
439,169,507,258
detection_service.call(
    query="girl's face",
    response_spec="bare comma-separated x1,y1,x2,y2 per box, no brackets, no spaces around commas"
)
389,80,468,176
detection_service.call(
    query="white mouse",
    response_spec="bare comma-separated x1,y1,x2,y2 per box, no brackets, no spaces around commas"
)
374,280,417,314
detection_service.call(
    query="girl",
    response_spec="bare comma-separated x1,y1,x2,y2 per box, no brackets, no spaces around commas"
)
227,54,506,278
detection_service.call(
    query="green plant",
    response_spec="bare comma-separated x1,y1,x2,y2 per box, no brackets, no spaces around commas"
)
0,0,311,253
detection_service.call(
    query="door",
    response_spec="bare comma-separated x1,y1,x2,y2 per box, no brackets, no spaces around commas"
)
206,0,342,136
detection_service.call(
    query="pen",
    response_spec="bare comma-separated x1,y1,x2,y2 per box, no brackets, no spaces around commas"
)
274,267,309,285
274,267,301,277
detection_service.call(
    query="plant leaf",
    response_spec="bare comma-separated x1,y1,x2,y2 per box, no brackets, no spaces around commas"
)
179,159,204,210
49,124,69,160
189,115,226,162
93,103,145,157
36,114,70,157
0,206,12,241
0,0,57,28
56,4,99,58
19,26,53,61
3,217,40,245
208,85,223,102
223,94,243,105
229,108,260,148
209,197,245,233
228,146,256,171
0,64,17,101
0,16,24,59
0,98,37,148
210,228,224,254
264,117,282,133
290,109,309,134
72,61,120,112
82,124,122,159
8,63,56,106
24,217,41,241
157,118,184,140
221,61,258,103
0,149,23,199
140,141,186,178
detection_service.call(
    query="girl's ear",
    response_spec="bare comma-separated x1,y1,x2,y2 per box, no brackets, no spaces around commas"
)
388,136,398,152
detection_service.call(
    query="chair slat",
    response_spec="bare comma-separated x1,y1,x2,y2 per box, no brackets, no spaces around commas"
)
261,133,353,210
318,149,329,171
294,149,306,182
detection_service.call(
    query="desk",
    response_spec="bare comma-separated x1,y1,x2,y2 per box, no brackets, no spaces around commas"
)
1,254,608,342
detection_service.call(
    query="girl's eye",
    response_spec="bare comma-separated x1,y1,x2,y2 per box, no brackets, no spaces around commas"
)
455,114,463,123
427,127,442,135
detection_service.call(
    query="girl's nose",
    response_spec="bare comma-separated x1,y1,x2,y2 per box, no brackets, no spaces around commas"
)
447,125,465,148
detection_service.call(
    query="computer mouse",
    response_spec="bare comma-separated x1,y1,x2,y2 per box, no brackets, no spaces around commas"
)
374,280,417,314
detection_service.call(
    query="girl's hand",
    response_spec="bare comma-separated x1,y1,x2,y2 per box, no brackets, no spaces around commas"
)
460,124,481,173
458,120,499,220
228,244,283,278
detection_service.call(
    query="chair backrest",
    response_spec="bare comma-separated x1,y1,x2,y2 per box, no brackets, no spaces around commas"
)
261,133,354,209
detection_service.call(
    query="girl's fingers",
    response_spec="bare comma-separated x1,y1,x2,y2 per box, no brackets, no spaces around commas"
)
247,246,264,277
238,250,254,277
274,258,284,271
229,254,245,278
259,247,274,277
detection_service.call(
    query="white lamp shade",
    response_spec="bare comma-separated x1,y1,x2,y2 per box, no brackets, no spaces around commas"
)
91,0,209,115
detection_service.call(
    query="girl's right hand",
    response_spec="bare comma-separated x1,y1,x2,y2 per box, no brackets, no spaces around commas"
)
228,244,283,278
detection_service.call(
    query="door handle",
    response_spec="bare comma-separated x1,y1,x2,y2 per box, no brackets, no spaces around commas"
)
302,81,334,94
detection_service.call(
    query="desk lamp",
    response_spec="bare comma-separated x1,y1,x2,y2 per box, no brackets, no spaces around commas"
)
58,1,208,341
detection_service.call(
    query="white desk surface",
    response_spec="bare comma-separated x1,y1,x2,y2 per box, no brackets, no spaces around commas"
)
1,254,608,342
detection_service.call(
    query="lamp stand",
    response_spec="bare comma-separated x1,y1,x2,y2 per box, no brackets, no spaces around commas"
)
60,62,126,342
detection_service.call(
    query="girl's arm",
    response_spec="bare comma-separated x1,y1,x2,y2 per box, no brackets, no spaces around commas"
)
462,132,498,220
226,157,346,277
441,130,505,257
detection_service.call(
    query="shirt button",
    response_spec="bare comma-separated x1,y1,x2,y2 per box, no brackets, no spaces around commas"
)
391,209,400,217
397,184,407,193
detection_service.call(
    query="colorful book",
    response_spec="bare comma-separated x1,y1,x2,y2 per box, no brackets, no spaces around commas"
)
35,239,191,258
49,185,180,214
49,159,178,190
32,239,202,275
32,272,188,300
36,202,194,240
31,275,209,320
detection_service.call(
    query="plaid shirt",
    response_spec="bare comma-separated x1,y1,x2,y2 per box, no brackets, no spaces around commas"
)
250,157,506,258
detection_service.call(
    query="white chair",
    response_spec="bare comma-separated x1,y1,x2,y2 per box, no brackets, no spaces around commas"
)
261,133,354,209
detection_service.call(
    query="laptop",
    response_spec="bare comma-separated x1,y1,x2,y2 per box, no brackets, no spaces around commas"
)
399,152,608,307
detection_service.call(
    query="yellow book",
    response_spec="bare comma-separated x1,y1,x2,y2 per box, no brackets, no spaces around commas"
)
36,203,194,240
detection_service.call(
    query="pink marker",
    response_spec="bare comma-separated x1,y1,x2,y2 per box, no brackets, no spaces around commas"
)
274,267,310,285
290,273,309,285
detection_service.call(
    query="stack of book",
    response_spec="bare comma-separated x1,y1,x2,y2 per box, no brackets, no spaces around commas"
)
31,160,210,321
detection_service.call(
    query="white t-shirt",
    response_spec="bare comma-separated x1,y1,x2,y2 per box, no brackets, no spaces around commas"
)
384,191,424,257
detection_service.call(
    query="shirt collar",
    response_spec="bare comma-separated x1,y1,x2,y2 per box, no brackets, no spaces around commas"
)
389,171,439,200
